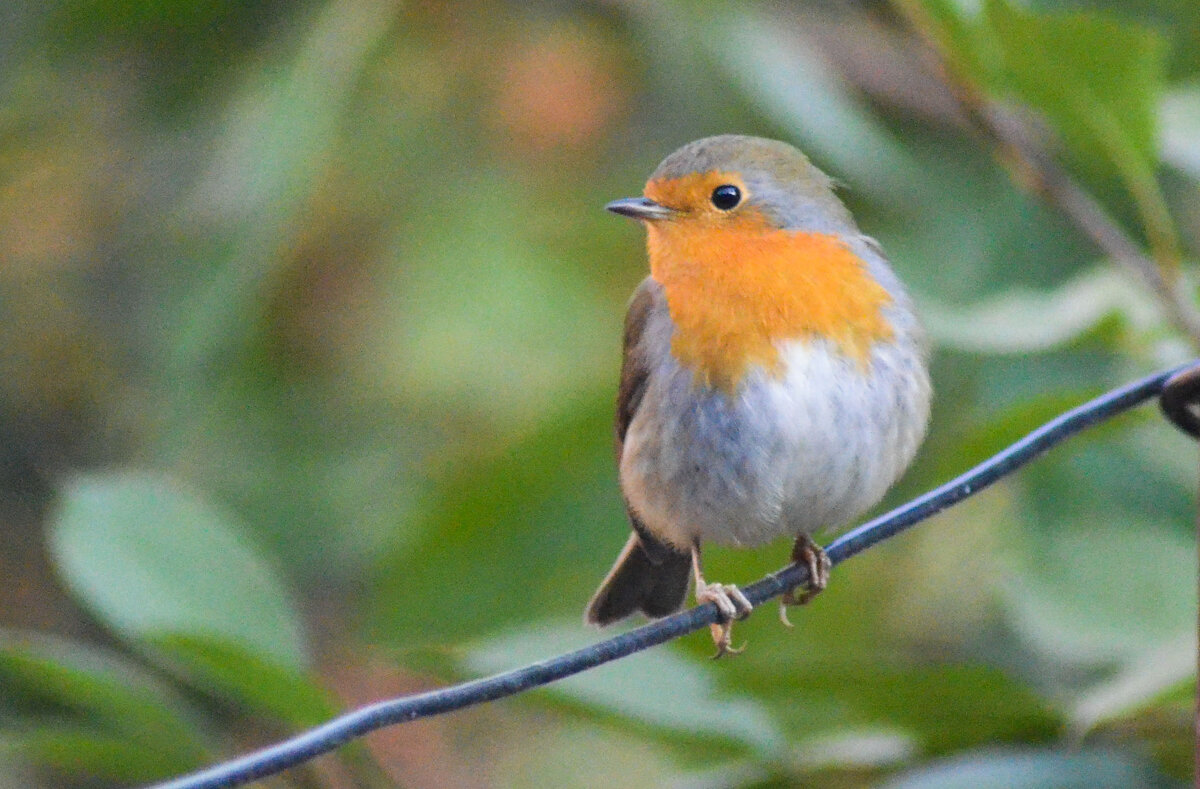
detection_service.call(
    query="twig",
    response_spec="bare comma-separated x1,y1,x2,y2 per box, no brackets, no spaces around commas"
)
152,360,1198,789
980,105,1200,346
887,14,1200,773
886,0,1200,348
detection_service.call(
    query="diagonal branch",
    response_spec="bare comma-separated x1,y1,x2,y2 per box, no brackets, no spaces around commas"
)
977,103,1200,346
886,0,1200,347
152,360,1198,789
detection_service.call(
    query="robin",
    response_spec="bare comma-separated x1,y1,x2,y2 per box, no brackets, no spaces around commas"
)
584,135,931,656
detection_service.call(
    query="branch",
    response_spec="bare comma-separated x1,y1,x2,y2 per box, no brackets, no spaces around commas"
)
887,1,1200,347
151,360,1200,789
978,104,1200,346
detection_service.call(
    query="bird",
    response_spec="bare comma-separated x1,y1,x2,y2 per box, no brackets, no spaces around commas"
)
584,135,931,657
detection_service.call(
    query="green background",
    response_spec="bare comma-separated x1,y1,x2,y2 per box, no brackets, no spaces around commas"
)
0,0,1197,786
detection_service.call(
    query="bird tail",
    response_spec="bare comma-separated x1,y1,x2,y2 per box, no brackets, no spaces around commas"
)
584,531,691,625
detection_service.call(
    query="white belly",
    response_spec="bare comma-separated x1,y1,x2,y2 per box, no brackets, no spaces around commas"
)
620,337,930,549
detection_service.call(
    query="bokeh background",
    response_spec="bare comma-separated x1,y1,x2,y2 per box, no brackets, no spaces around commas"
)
1,0,1199,786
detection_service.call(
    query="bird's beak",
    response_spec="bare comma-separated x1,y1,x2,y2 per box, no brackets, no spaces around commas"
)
605,196,676,222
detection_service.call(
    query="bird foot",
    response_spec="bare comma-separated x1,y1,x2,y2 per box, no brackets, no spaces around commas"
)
779,537,831,628
696,582,752,659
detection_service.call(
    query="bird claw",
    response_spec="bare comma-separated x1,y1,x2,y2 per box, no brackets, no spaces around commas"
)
780,536,831,614
697,581,752,621
708,622,746,659
697,582,752,659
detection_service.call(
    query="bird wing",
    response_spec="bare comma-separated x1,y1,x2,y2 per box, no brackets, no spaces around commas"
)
585,276,690,624
613,277,682,566
615,276,659,457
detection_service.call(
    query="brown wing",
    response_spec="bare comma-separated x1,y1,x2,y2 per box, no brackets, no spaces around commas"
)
615,277,659,457
586,277,690,624
613,278,683,564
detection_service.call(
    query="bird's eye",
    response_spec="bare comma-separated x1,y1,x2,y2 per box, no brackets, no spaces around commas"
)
710,184,741,211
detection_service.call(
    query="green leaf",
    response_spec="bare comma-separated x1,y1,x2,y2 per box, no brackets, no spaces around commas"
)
49,472,308,669
0,632,210,777
690,6,923,205
923,387,1104,491
165,0,395,374
695,538,1060,753
880,747,1172,789
144,633,335,728
1161,83,1200,181
917,0,1175,258
480,716,686,788
365,396,627,647
998,418,1196,679
870,130,1098,306
980,1,1174,258
0,725,193,784
906,0,999,87
743,661,1059,756
373,173,620,430
983,1,1166,172
1070,635,1195,735
920,267,1154,354
464,621,784,755
1005,519,1193,665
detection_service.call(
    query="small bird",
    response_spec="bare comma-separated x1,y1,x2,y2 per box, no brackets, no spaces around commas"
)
584,135,931,656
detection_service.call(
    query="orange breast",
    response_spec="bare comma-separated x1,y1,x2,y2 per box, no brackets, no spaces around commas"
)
646,212,894,392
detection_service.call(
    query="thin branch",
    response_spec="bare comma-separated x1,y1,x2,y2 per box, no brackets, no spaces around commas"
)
152,360,1198,789
979,104,1200,346
889,1,1200,348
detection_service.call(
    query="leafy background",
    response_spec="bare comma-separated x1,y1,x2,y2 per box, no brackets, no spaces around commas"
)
0,0,1198,786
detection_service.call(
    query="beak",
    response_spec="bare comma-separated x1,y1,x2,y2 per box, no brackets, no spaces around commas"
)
605,196,675,222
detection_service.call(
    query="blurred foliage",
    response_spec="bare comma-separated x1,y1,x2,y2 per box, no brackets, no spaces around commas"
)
0,0,1198,786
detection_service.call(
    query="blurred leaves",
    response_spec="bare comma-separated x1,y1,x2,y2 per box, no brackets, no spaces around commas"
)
985,2,1165,174
1070,636,1196,735
732,654,1060,758
1,727,192,785
144,634,335,728
913,0,1178,262
689,5,924,205
984,1,1175,261
466,622,783,754
0,633,210,782
167,0,396,375
367,397,622,646
880,747,1174,789
917,0,1165,173
921,267,1155,354
49,473,307,669
370,172,619,429
1006,519,1194,664
1161,82,1200,180
1,0,1199,785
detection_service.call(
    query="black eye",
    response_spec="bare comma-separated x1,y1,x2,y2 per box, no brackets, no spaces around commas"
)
710,184,741,210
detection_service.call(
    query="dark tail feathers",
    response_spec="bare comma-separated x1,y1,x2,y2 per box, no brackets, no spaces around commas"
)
585,532,690,625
